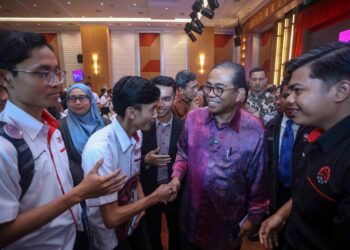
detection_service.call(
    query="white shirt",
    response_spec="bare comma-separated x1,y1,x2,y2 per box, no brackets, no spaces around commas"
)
82,118,142,250
279,113,299,158
0,101,78,250
93,92,100,104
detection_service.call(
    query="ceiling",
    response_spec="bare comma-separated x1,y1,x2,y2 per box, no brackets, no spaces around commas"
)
0,0,268,31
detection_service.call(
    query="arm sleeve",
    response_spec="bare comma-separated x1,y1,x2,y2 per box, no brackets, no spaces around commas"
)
171,116,189,182
333,166,350,248
246,131,270,225
82,139,118,207
0,138,21,224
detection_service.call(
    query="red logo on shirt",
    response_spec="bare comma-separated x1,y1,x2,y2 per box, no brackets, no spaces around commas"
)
317,166,331,184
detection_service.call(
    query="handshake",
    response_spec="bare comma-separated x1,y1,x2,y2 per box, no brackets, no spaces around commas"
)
151,177,181,204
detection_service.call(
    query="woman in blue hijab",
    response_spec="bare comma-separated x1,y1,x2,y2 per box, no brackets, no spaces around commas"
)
60,83,107,184
59,83,110,250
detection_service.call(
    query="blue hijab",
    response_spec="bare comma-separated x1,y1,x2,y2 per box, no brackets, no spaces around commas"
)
66,83,105,154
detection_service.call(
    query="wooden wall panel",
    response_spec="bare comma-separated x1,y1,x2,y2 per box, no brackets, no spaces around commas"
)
214,34,233,65
140,33,160,79
80,25,112,93
188,27,215,84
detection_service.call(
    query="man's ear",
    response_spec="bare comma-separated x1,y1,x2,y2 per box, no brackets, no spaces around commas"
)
179,87,185,95
125,106,136,120
235,88,246,103
333,80,350,103
0,69,13,88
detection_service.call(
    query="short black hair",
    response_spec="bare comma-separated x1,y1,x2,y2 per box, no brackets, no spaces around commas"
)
284,42,350,90
249,67,265,77
213,61,247,91
151,76,176,95
175,70,196,89
112,76,160,117
0,30,53,76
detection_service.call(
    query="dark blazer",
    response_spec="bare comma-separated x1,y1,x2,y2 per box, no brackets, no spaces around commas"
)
59,116,110,186
265,113,311,213
140,116,184,195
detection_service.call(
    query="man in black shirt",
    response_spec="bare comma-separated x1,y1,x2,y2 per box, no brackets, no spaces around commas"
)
259,42,350,250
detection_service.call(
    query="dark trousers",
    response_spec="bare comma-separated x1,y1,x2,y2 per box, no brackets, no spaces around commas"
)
144,202,180,250
114,220,152,250
180,231,240,250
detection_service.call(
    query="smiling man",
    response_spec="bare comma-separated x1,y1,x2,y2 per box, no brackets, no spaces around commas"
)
0,30,126,249
168,61,269,250
140,76,184,250
259,42,350,250
82,76,174,250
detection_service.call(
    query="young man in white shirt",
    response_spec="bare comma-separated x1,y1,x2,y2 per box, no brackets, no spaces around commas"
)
82,76,174,250
0,30,126,249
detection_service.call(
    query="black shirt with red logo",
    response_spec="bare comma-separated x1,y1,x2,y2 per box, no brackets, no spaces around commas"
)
284,115,350,250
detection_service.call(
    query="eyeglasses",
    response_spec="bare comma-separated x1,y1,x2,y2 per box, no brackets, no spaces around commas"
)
202,84,236,97
12,69,66,86
67,95,89,103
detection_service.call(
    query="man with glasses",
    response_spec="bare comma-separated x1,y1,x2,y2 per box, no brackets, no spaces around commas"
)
246,67,276,118
0,30,126,249
168,61,269,250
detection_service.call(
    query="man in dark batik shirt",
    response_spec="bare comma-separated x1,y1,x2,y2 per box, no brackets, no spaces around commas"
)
246,67,276,118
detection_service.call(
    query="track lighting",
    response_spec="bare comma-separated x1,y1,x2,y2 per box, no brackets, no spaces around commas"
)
201,7,214,19
184,23,197,42
208,0,219,10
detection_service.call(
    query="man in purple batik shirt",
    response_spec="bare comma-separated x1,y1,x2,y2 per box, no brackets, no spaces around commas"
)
169,61,270,250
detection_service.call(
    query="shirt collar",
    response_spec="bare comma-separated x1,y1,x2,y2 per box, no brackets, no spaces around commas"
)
315,115,350,152
4,100,49,140
156,113,173,127
204,106,241,132
112,118,138,153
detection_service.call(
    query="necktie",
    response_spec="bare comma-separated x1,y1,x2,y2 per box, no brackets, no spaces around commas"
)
279,119,294,188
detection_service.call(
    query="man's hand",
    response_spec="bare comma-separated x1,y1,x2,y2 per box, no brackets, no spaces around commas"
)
168,177,181,202
151,184,173,203
75,159,127,201
190,96,203,110
239,218,256,238
144,147,171,167
259,213,286,249
132,210,145,230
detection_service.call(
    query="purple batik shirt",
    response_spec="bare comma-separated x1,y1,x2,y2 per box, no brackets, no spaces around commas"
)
172,107,269,250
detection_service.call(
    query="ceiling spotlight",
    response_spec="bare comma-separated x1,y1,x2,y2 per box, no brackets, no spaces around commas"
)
201,7,214,19
192,0,203,13
190,11,204,29
190,21,203,34
208,0,219,10
184,23,197,42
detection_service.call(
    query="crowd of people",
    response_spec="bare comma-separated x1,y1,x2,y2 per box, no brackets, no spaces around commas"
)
0,29,349,250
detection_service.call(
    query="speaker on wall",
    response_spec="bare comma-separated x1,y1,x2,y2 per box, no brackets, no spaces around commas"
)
77,54,83,63
234,36,241,47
